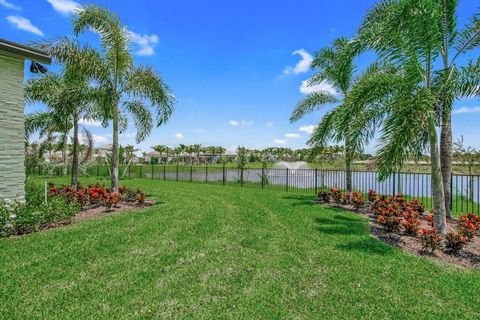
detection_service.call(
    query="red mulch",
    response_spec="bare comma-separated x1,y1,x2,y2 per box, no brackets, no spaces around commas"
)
315,200,480,269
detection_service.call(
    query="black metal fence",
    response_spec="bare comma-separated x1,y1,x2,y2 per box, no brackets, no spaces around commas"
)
27,164,480,215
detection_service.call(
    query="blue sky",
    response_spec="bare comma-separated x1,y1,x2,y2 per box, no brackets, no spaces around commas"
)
1,0,479,154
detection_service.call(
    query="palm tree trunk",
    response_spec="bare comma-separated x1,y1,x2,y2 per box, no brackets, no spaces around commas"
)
440,111,452,219
62,131,68,176
71,115,79,189
429,117,447,235
111,104,120,192
440,37,452,219
345,131,353,193
345,157,352,193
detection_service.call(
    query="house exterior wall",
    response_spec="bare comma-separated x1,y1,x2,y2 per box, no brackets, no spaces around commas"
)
0,55,26,201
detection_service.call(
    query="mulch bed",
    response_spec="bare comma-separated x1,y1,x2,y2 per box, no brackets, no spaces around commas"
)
73,200,155,222
315,200,480,269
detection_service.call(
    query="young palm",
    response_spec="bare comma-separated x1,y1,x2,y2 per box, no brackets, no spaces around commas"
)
24,44,99,188
71,5,174,192
291,37,356,192
25,112,70,174
434,1,480,217
341,0,450,233
341,0,480,233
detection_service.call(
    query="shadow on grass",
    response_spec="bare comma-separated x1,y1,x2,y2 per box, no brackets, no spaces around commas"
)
315,215,366,237
314,215,396,256
335,239,396,256
282,195,317,206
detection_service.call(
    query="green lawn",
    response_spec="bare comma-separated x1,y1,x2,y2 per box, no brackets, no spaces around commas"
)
1,179,480,319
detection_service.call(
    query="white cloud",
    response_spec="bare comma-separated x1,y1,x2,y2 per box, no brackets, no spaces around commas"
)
299,125,317,134
127,28,159,56
283,49,313,75
78,118,102,127
285,133,302,139
229,120,253,127
6,16,43,36
0,0,21,10
453,106,480,114
93,134,108,143
47,0,80,16
300,80,338,96
266,121,273,127
175,133,184,139
274,139,287,145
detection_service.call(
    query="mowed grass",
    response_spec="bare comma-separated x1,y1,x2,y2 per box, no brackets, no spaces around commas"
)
1,179,480,319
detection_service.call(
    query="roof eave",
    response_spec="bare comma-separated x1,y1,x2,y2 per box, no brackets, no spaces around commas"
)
0,38,51,65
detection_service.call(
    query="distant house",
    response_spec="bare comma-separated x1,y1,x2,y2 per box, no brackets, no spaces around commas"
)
93,144,112,161
0,39,51,201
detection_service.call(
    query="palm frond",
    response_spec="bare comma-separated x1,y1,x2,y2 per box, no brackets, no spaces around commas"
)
80,127,94,164
122,101,153,143
376,89,434,180
124,66,175,126
455,11,480,56
307,111,337,148
290,92,337,123
74,5,132,76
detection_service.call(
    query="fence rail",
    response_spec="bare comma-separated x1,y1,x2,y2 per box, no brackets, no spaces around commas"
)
27,164,480,215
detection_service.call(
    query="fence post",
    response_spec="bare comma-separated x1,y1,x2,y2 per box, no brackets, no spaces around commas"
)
286,168,289,192
315,168,318,194
223,164,226,185
140,165,143,179
190,166,193,182
163,165,166,180
450,174,453,212
241,168,244,187
261,167,265,189
205,166,208,183
151,164,154,180
176,165,179,181
397,171,401,194
392,171,396,195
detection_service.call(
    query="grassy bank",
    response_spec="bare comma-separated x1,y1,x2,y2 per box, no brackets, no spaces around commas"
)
1,179,479,318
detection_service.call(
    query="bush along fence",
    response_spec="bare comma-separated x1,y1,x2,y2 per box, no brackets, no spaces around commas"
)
26,164,480,215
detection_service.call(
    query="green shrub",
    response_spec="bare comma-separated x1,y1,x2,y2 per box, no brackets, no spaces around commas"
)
25,179,45,207
1,181,81,237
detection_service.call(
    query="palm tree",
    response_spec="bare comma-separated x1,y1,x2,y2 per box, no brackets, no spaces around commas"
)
291,37,357,193
70,5,174,192
25,41,100,188
339,0,453,233
216,146,226,163
152,145,167,164
164,146,172,164
192,144,202,165
175,145,186,164
338,0,480,233
434,1,480,218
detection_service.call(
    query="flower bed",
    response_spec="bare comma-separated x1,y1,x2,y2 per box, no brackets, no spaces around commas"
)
0,181,152,238
316,188,480,268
